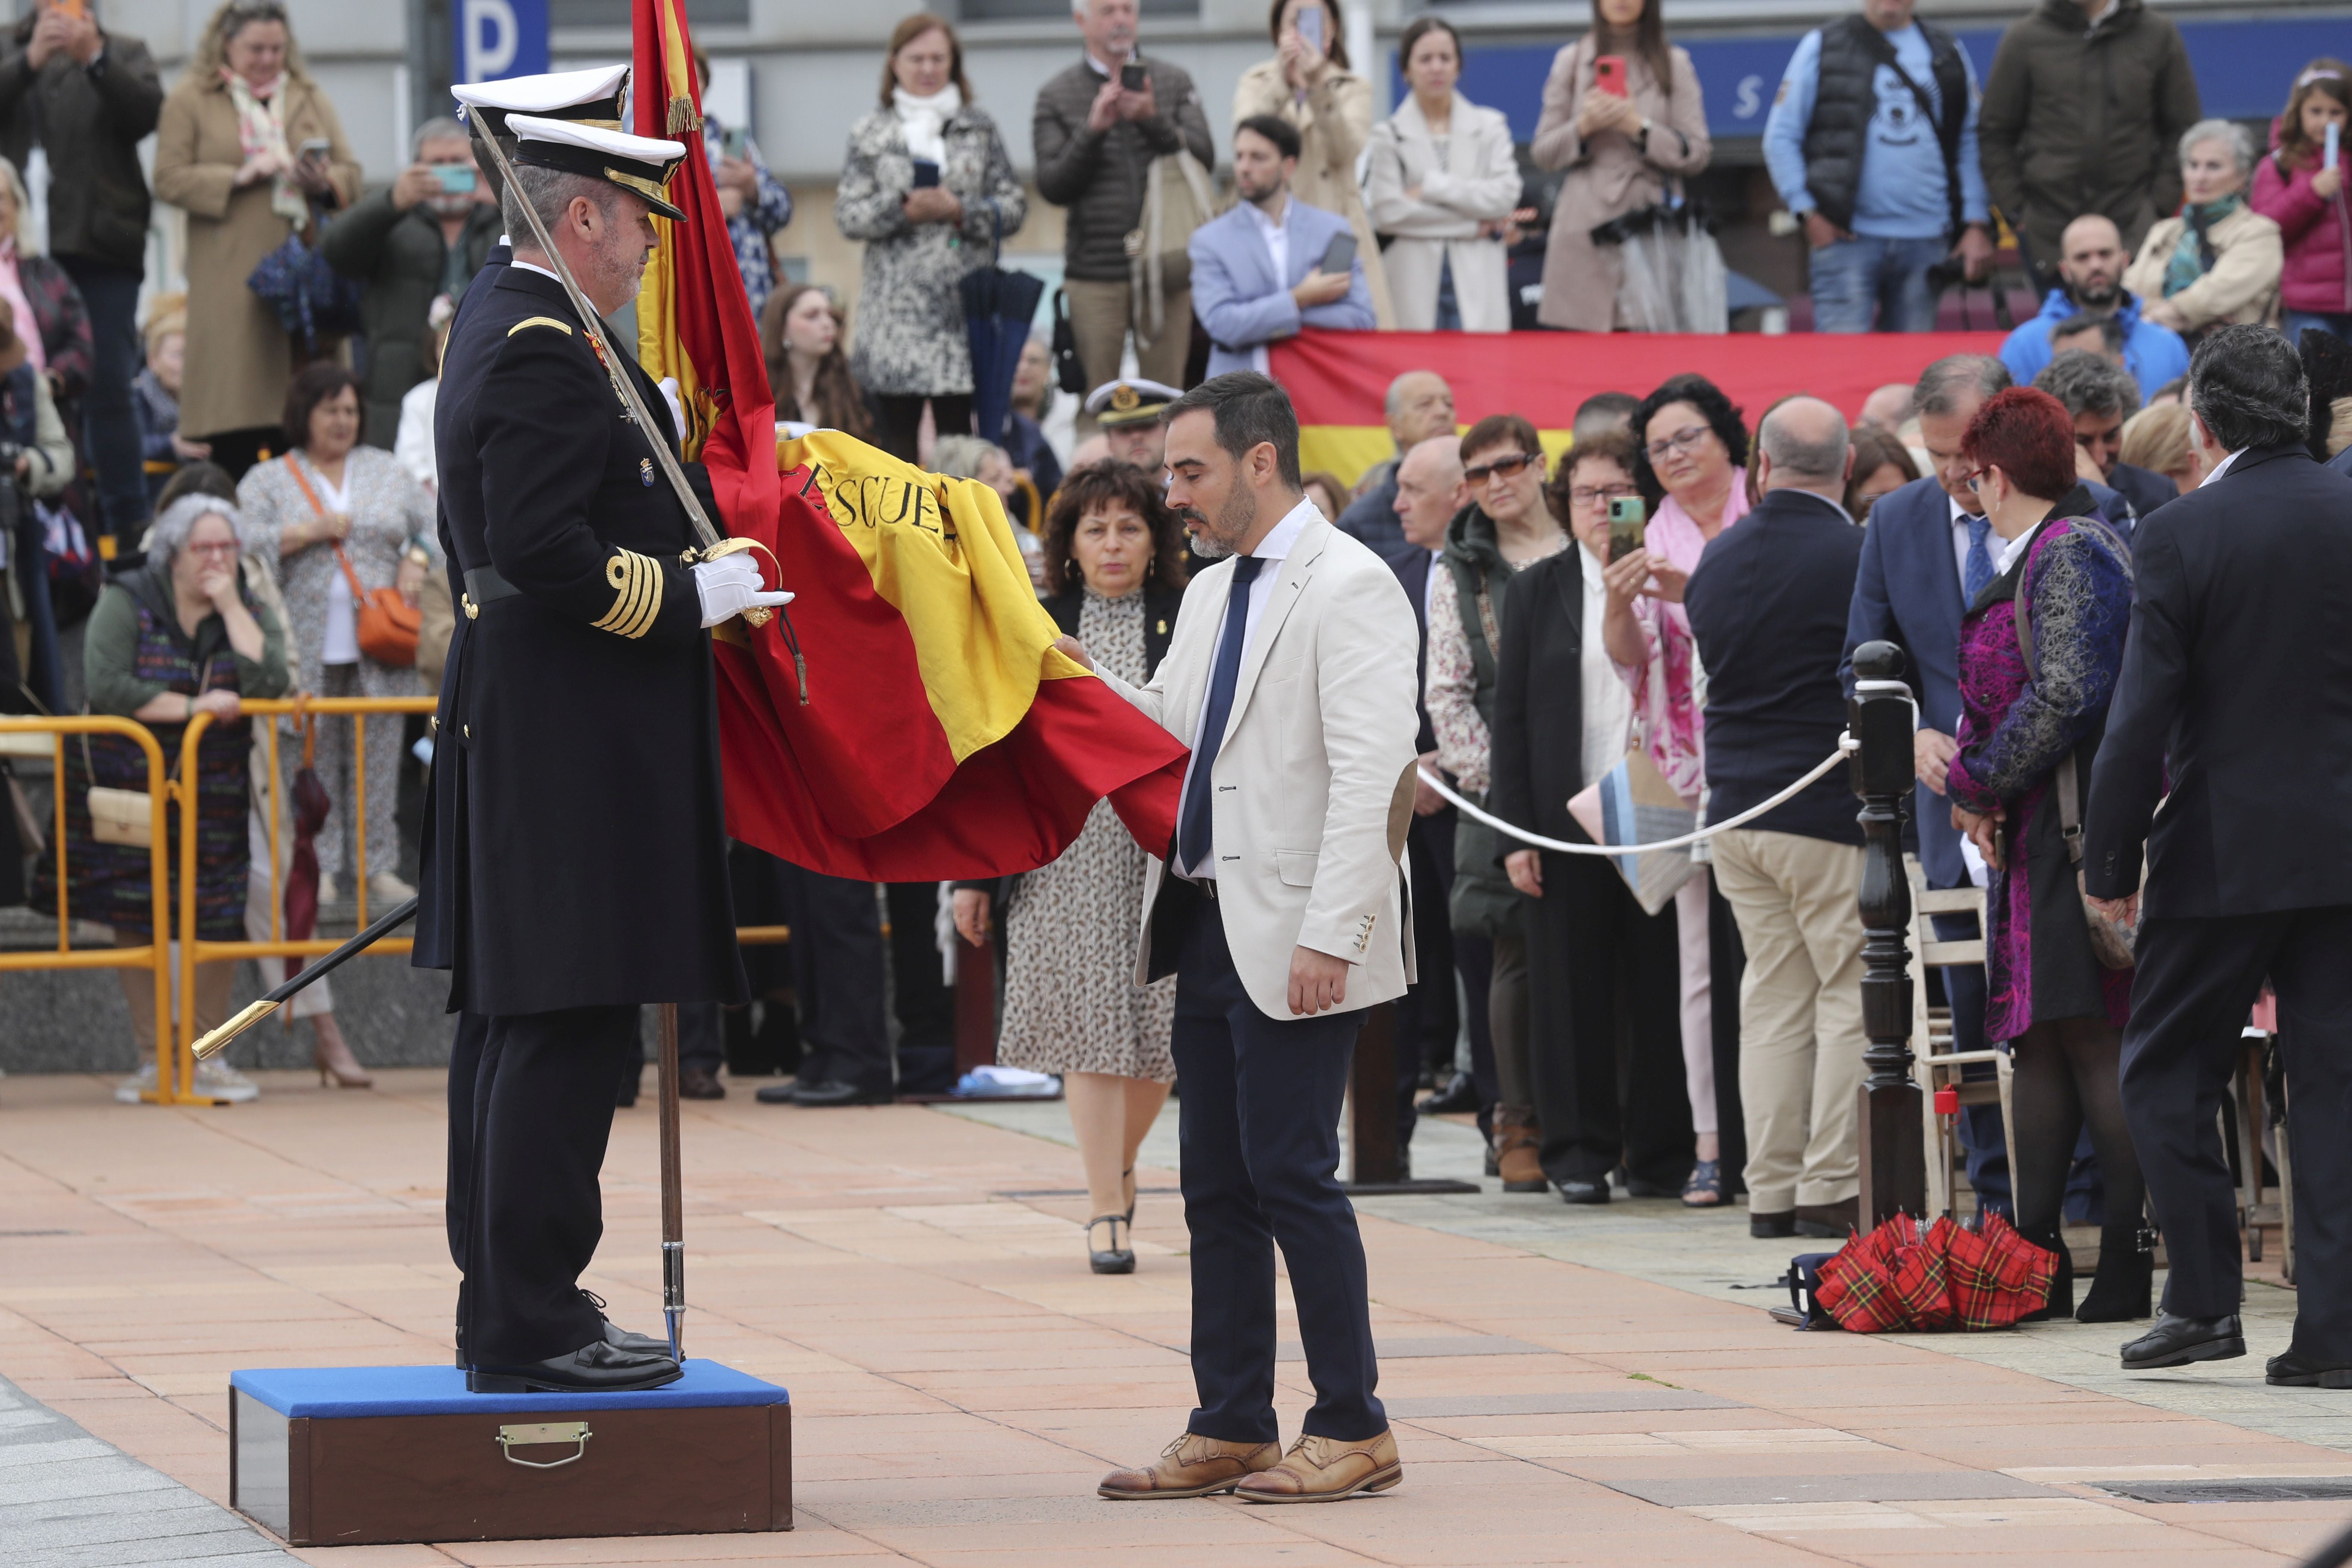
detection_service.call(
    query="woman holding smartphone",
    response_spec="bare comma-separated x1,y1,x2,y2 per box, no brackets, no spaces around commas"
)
153,0,360,478
1529,0,1709,333
836,13,1026,464
1233,0,1393,328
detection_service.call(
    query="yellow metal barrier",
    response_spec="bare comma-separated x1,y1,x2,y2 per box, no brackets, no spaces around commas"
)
0,715,202,1103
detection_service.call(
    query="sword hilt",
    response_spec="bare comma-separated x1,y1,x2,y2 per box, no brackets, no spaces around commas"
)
192,998,277,1061
662,1240,686,1363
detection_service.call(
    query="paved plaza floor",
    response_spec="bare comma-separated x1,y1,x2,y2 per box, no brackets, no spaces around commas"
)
0,1067,2346,1566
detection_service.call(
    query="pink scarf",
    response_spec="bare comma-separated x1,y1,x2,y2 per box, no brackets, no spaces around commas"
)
1620,469,1750,802
0,241,47,377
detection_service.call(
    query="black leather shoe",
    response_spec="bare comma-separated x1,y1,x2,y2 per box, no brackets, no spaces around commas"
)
2121,1312,2245,1370
1557,1176,1610,1205
581,1289,669,1358
467,1339,681,1394
1795,1198,1859,1239
1625,1175,1681,1199
1749,1210,1797,1239
679,1064,726,1100
1422,1070,1480,1115
2266,1351,2352,1388
754,1081,799,1104
791,1078,893,1107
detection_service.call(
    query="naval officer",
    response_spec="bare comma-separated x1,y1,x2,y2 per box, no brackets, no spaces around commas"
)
416,112,791,1395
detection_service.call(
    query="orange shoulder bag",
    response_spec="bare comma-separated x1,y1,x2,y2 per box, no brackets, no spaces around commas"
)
288,459,419,668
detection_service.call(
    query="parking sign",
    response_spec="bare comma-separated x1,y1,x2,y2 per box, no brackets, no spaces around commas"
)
456,0,549,86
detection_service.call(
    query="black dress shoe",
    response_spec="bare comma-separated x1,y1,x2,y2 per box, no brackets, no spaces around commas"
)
1557,1176,1610,1205
679,1064,726,1100
791,1078,893,1107
1795,1198,1859,1239
467,1339,681,1394
1625,1175,1681,1199
1749,1210,1797,1239
754,1080,799,1103
2120,1312,2245,1370
1422,1070,1480,1115
581,1289,670,1358
2267,1351,2352,1388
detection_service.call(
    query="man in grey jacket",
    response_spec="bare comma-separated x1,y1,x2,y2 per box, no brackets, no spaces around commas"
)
0,0,161,539
1033,0,1213,434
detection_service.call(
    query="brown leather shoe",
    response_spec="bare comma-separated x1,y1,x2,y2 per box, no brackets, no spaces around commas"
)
1098,1432,1279,1500
1495,1107,1547,1193
1234,1430,1401,1504
679,1065,726,1100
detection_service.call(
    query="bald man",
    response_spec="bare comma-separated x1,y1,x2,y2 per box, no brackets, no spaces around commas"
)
1683,398,1872,1239
1337,371,1458,562
1999,214,2190,398
1859,383,1915,434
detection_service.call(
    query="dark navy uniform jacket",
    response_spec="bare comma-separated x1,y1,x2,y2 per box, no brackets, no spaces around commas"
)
413,261,745,1017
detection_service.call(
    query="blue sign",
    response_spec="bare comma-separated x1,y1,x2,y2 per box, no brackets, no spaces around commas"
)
456,0,550,86
1417,15,2352,144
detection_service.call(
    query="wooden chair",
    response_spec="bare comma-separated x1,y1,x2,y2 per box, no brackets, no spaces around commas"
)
1904,858,2016,1219
2236,1025,2294,1278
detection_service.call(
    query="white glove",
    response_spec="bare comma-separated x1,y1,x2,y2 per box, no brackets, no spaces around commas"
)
693,551,795,628
657,376,686,441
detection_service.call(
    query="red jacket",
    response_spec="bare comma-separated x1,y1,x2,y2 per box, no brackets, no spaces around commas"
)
2252,137,2352,315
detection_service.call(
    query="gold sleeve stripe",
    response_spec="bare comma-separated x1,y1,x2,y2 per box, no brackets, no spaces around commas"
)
508,315,575,337
592,548,662,639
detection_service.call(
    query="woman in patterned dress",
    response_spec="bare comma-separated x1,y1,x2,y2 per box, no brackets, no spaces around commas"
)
40,494,290,1099
952,462,1187,1273
1945,386,2148,1324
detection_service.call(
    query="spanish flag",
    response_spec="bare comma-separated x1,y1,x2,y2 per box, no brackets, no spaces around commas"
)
632,0,1186,882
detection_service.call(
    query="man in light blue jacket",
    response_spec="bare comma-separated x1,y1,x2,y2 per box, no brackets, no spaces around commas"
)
1189,115,1373,379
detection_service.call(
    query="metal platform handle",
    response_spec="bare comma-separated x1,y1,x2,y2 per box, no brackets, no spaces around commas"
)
496,1421,592,1469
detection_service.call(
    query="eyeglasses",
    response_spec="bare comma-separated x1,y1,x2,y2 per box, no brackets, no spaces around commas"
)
184,540,240,557
1645,424,1712,462
1963,468,1988,493
1566,483,1638,507
1464,451,1538,485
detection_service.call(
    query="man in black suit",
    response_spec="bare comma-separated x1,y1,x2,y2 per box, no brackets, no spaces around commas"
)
2034,348,2177,523
2086,326,2352,1383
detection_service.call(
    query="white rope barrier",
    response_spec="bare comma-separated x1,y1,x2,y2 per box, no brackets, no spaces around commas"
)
1418,733,1862,857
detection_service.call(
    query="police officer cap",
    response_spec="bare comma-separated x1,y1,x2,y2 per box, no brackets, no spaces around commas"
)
508,114,690,223
1086,378,1181,429
453,64,630,135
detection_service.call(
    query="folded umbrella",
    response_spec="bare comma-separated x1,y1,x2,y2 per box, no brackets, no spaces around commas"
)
962,208,1045,447
281,707,332,987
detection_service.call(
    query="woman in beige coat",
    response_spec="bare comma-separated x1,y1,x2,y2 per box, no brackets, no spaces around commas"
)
1367,17,1522,332
152,0,360,477
2125,119,2284,340
1232,0,1393,328
1530,0,1709,333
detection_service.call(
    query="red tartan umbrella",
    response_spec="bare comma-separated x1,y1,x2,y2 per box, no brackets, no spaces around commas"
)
1814,1213,2057,1332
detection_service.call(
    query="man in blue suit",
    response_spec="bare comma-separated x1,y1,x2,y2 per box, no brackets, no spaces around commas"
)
1189,115,1373,380
1839,352,2010,1209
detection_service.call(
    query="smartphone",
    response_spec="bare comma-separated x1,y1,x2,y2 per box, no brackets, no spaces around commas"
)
1298,5,1324,52
910,158,940,189
299,137,331,161
53,0,88,20
2328,121,2341,173
1607,495,1647,561
1120,62,1147,92
1318,232,1357,276
1593,55,1629,99
432,164,477,193
721,126,747,160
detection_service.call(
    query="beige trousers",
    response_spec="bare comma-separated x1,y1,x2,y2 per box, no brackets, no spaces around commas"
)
1709,829,1868,1212
119,957,235,1057
1063,277,1191,435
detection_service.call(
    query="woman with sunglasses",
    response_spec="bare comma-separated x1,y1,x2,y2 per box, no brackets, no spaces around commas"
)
1945,386,2147,1324
1425,413,1567,1188
1603,373,1750,1209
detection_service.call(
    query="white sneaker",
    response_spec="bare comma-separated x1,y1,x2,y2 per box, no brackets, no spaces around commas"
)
114,1062,157,1103
194,1060,260,1102
368,871,418,905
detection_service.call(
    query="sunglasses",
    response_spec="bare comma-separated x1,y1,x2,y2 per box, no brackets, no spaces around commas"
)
1465,451,1539,485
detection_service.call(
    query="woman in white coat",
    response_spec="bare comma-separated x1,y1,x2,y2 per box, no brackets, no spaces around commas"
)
1366,17,1523,333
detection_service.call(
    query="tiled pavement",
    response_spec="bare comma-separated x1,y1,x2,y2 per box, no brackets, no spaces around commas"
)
2,1068,2349,1566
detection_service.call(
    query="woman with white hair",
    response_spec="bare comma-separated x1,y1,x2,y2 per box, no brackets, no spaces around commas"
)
38,491,291,1102
0,153,93,403
2126,120,2285,338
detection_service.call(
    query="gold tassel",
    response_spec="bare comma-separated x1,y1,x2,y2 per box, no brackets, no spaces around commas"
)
667,95,701,135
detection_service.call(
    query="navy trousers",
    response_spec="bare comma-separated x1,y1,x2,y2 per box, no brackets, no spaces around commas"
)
57,256,148,534
1173,898,1385,1444
2124,906,2352,1358
448,1005,637,1367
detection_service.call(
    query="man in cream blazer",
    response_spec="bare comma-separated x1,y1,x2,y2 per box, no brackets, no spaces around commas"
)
1067,372,1420,1505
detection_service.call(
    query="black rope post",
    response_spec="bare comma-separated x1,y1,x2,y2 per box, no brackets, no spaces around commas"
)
1850,641,1924,1230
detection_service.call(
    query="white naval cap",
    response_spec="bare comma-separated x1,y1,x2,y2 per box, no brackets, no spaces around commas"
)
1085,377,1182,429
452,64,630,133
507,113,690,222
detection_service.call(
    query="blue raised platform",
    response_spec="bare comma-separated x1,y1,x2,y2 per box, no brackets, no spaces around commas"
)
231,1360,787,1419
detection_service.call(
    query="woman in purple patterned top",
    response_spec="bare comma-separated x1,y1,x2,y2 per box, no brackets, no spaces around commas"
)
1945,386,2148,1326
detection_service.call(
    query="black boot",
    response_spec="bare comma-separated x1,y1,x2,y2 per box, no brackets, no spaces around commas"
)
2018,1225,2075,1322
2076,1224,2156,1323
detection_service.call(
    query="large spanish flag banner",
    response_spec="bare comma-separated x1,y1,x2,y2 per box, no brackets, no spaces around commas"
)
633,0,1186,882
1272,329,2008,486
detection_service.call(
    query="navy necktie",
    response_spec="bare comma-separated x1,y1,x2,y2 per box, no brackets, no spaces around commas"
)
1177,554,1265,875
1963,513,1996,602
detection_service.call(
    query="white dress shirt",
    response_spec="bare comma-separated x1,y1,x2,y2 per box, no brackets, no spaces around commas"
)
2199,446,2249,486
1949,493,1991,602
1578,543,1634,790
1242,197,1290,374
1422,546,1443,625
1179,496,1320,877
